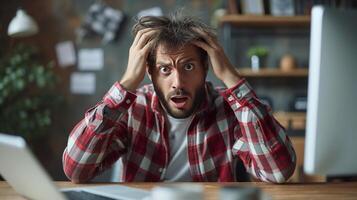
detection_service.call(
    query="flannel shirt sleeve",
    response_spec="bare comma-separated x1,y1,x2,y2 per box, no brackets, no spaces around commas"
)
62,82,136,183
222,79,296,183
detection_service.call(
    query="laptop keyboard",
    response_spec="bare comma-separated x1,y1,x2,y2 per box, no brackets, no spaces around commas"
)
63,190,117,200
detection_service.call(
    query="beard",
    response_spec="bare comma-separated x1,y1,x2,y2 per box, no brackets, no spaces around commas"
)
152,83,206,118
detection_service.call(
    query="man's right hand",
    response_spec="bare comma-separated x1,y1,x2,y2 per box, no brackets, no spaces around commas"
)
120,28,157,92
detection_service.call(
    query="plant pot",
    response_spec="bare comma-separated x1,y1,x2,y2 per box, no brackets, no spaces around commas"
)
250,55,267,71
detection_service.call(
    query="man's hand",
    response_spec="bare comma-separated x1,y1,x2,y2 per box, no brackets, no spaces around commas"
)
192,29,241,88
120,28,157,92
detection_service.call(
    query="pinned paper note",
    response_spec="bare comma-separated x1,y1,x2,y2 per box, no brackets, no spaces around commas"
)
55,41,76,68
137,7,163,19
78,48,104,71
70,72,96,94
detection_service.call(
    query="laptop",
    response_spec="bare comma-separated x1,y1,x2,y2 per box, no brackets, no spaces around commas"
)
0,132,150,200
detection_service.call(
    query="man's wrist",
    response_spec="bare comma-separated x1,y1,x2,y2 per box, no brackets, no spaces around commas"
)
119,78,139,92
220,69,242,88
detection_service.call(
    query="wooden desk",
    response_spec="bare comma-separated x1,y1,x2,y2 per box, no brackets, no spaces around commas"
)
1,181,357,200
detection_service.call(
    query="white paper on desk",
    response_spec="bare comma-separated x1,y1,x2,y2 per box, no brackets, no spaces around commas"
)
70,72,96,94
137,7,163,19
55,41,76,68
78,48,104,71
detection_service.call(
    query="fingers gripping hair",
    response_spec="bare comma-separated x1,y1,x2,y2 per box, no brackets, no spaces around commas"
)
132,11,216,69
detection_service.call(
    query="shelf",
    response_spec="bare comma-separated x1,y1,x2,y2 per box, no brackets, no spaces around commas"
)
239,68,308,78
219,15,311,27
274,112,306,130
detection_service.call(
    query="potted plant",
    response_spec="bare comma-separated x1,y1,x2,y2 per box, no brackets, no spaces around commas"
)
247,46,268,71
0,43,62,141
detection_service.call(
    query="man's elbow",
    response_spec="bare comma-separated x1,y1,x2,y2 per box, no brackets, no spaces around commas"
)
62,154,93,184
268,162,296,183
270,142,297,183
63,167,92,184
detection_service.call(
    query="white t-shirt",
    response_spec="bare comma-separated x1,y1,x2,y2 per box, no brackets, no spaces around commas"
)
164,114,193,181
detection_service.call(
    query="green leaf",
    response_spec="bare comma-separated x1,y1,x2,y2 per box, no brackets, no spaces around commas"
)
247,46,269,57
15,79,25,90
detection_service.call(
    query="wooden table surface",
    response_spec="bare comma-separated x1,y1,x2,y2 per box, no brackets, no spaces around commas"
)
1,181,357,200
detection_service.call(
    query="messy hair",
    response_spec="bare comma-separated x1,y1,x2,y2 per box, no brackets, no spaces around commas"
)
132,12,216,69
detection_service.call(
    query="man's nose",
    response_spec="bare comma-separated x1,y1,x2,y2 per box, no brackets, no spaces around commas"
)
172,71,185,89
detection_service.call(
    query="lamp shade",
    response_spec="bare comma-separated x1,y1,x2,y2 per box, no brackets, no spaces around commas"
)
8,9,39,37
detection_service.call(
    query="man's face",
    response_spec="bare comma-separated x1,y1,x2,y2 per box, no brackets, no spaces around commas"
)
150,43,207,118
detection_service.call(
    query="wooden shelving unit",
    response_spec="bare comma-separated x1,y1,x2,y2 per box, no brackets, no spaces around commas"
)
239,68,309,78
218,7,320,183
219,14,309,132
219,15,311,27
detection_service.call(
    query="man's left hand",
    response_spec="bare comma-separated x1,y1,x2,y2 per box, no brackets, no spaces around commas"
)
192,28,241,88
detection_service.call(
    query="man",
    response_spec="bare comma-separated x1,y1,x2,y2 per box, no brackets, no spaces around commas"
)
63,14,296,183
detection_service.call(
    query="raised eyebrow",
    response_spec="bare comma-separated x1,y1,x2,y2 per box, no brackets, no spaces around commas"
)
179,58,196,64
156,62,171,67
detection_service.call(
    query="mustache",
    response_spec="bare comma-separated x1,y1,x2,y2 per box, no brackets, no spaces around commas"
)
167,88,190,98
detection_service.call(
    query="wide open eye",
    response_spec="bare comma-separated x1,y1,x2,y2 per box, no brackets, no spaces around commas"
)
159,66,171,75
183,63,194,71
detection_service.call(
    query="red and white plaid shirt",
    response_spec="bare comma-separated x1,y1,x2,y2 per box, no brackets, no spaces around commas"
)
63,79,296,183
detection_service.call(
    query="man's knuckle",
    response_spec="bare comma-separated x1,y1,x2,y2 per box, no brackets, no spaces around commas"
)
137,29,145,35
141,33,150,39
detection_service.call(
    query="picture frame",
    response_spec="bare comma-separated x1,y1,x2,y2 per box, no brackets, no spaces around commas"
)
240,0,265,15
270,0,295,16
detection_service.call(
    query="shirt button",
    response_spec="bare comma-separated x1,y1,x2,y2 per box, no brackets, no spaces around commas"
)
228,96,234,101
236,92,242,99
113,89,122,100
126,99,131,104
158,168,163,172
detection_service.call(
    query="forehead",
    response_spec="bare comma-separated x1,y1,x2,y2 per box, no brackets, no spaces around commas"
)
155,43,201,63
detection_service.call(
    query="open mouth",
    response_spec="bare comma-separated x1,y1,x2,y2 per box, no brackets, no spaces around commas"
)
170,96,189,109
